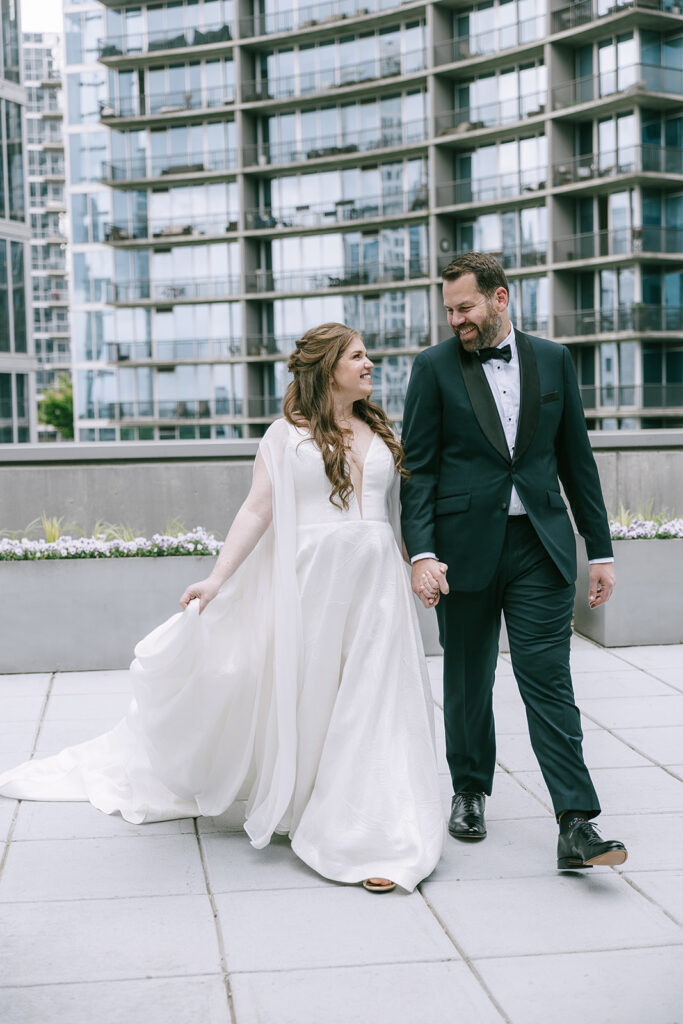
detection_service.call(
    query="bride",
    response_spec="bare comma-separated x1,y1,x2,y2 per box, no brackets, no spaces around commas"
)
0,323,445,893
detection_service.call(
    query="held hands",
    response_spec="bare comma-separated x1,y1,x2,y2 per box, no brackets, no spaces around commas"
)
411,558,449,608
588,563,616,609
179,577,221,614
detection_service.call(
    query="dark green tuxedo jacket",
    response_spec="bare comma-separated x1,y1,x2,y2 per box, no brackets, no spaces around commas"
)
400,330,613,592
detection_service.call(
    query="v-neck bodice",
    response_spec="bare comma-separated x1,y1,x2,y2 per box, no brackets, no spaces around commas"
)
288,424,395,526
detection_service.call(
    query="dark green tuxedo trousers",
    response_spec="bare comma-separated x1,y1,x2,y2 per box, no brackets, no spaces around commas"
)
401,331,612,816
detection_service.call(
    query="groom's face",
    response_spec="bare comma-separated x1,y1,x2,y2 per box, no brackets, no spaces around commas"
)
443,274,509,352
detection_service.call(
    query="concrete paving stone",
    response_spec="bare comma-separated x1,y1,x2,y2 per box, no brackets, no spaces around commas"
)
439,771,552,821
0,976,230,1024
612,725,683,765
421,873,682,959
215,887,457,972
512,766,683,814
202,832,330,893
647,668,683,693
589,812,683,873
430,816,557,883
617,646,683,672
230,961,504,1024
0,719,37,751
0,693,46,723
623,870,683,925
196,802,248,834
0,674,51,697
0,895,221,986
51,669,134,694
0,745,32,773
476,946,683,1024
1,834,206,901
34,718,121,755
571,669,677,699
569,646,633,673
43,691,132,721
496,728,650,773
580,695,683,729
12,799,195,841
665,764,683,781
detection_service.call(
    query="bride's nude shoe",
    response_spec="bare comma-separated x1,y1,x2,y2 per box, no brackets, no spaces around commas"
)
362,878,396,893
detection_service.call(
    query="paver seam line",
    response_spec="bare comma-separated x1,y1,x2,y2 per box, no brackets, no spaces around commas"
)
193,818,238,1024
0,971,224,991
570,715,683,782
466,940,683,962
417,887,511,1023
572,635,683,682
0,672,56,883
493,760,554,814
619,873,683,929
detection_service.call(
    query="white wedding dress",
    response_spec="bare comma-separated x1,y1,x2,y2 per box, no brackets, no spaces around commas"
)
0,419,444,891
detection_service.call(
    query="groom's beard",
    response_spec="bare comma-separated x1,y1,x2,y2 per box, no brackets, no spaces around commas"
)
454,302,503,352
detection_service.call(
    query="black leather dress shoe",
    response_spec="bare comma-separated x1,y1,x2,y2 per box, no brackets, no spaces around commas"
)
557,821,628,869
448,792,486,840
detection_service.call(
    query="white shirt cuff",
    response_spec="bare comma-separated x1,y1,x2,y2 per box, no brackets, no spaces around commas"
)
410,552,437,564
588,557,614,564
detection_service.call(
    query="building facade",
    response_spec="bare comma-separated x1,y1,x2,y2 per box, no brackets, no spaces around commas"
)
23,32,71,441
0,0,33,443
64,0,683,441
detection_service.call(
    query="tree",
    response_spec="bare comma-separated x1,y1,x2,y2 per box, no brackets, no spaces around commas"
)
38,374,74,440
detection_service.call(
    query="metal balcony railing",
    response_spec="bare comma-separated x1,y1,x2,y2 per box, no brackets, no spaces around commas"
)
99,84,235,120
32,281,69,301
579,382,683,411
436,91,547,135
97,21,232,60
555,305,683,336
101,149,237,183
105,339,242,361
435,166,547,206
455,243,547,269
30,258,67,273
104,213,238,242
552,63,683,108
551,0,679,34
89,398,244,420
245,186,427,230
241,0,406,38
434,16,546,65
245,117,427,167
242,49,426,102
246,260,429,293
109,277,242,303
246,327,430,356
554,226,683,262
552,145,683,185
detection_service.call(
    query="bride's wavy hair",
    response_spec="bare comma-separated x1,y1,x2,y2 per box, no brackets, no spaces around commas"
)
283,322,408,510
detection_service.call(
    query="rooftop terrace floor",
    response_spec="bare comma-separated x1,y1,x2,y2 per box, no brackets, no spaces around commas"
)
1,634,682,1023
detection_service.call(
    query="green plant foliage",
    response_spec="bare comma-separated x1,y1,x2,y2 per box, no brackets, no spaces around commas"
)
38,374,74,440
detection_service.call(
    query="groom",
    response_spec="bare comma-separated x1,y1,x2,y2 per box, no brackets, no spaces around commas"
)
400,252,627,869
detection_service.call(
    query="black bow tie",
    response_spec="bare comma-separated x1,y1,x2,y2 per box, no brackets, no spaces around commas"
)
478,344,512,364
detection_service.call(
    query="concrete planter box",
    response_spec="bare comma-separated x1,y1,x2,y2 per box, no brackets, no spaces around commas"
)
574,537,683,647
4,556,444,673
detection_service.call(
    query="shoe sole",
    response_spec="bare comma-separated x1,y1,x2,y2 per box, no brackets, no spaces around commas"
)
362,881,396,893
557,849,628,869
448,828,487,841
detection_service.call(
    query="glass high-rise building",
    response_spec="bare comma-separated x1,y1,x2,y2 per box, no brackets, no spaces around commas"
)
23,31,70,441
0,0,33,443
64,0,683,441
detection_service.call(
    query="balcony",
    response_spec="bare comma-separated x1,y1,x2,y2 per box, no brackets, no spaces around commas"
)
97,22,232,62
244,117,427,168
245,186,427,231
240,0,407,38
32,281,69,303
108,277,242,305
104,213,238,244
552,63,683,110
551,0,681,33
579,382,683,411
30,257,67,274
434,16,546,66
101,149,237,185
435,91,547,135
245,327,430,357
241,49,425,103
105,339,242,362
89,398,244,421
245,260,429,294
555,305,683,336
552,145,683,186
435,166,547,207
455,243,547,270
553,226,683,262
99,84,236,124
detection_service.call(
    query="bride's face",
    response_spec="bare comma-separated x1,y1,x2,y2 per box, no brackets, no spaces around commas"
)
331,336,374,402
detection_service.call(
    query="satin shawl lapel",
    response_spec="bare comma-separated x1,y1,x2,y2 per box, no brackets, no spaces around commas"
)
458,341,510,464
513,331,540,463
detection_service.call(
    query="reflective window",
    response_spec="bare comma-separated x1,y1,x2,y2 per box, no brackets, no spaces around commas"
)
5,100,24,220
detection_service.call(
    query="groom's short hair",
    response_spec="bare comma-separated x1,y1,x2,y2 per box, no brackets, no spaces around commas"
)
441,253,509,298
